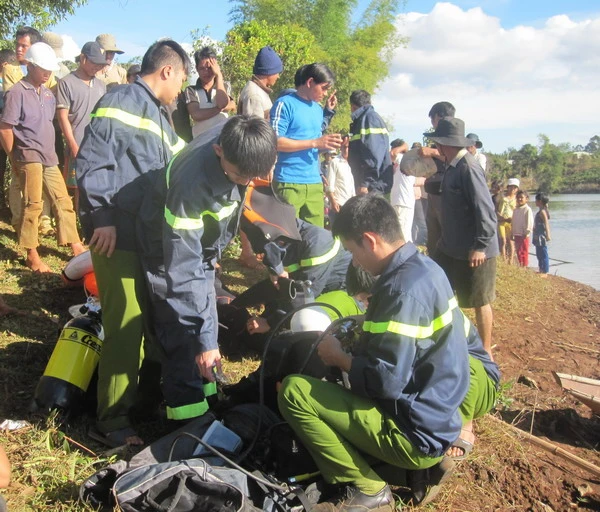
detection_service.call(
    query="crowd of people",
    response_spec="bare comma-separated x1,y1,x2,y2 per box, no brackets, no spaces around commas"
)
0,26,554,511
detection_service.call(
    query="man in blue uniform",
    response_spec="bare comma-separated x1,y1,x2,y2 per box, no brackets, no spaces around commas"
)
137,116,278,422
347,90,393,195
233,186,351,316
278,195,499,511
77,39,189,446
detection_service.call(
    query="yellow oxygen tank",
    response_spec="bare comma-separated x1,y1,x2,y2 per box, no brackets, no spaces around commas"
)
32,302,103,415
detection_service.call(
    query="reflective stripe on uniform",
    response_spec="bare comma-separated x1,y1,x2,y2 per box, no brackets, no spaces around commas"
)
463,311,472,338
284,238,341,273
166,399,209,420
363,296,459,339
164,202,239,230
92,107,186,155
349,127,389,141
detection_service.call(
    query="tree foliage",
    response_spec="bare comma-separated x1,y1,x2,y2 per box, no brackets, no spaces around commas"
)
585,135,600,154
223,0,406,132
0,0,87,43
222,20,320,100
534,134,564,193
487,134,600,193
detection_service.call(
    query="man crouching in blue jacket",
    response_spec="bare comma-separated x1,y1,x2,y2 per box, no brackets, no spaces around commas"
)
278,194,500,511
137,116,277,422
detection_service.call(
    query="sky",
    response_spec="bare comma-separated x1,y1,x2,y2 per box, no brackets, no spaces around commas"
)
51,0,600,153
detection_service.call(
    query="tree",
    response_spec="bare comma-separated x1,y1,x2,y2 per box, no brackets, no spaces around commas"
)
0,0,87,43
509,143,538,178
225,0,406,132
486,153,512,183
222,20,320,100
534,134,564,193
585,135,600,154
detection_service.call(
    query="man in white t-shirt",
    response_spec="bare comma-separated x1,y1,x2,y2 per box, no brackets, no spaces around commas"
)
466,133,487,173
326,135,354,225
238,46,283,119
390,139,424,243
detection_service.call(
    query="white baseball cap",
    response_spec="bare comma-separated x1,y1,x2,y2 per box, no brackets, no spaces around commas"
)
507,178,520,187
25,42,60,72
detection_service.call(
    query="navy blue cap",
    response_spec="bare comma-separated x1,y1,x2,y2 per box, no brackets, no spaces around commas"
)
253,46,283,76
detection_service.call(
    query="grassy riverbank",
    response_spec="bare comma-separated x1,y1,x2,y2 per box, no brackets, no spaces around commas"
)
1,216,599,511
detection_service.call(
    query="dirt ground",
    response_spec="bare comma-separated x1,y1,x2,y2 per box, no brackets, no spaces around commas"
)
437,265,600,512
1,219,600,510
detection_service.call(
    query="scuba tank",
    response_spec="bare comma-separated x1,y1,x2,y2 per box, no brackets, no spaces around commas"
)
32,298,103,416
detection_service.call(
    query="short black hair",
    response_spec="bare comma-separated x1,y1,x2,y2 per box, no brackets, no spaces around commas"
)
346,263,376,296
141,39,191,76
535,192,549,207
127,64,141,77
296,63,335,87
428,101,455,119
194,46,217,66
0,49,16,64
390,138,405,149
15,26,41,44
350,90,371,108
516,190,529,198
294,65,307,87
220,116,277,179
332,195,402,245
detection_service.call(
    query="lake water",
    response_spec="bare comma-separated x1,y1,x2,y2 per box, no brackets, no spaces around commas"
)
527,194,600,290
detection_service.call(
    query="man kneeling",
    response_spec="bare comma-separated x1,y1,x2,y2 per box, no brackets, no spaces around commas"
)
278,195,499,511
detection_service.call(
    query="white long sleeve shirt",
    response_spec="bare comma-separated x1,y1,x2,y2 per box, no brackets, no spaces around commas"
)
511,204,533,237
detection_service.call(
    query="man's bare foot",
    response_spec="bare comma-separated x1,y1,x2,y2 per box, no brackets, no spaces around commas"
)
239,254,265,270
446,424,475,459
71,242,86,256
26,249,52,273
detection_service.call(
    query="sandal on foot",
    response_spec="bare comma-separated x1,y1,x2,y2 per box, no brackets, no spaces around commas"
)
446,428,475,461
88,426,144,448
447,436,474,461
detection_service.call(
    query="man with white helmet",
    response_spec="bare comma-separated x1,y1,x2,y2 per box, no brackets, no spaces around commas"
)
0,43,84,272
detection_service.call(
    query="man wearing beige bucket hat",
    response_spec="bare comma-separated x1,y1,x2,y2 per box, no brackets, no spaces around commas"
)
42,32,70,79
95,33,127,90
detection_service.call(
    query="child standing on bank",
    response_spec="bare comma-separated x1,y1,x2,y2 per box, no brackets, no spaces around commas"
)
533,193,551,275
511,190,533,267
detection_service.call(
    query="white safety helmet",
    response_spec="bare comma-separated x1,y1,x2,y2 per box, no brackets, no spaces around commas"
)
25,42,60,72
290,307,332,333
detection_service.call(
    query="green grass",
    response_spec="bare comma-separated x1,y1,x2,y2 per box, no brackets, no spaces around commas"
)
0,221,265,511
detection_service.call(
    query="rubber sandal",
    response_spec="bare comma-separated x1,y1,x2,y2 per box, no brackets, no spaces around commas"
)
88,426,143,448
447,436,474,461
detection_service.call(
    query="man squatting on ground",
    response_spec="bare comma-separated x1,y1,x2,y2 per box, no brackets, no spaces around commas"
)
136,116,277,422
278,195,500,512
76,40,189,446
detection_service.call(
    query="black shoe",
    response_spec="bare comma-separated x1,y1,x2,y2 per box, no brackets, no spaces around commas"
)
408,458,455,506
313,485,395,512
